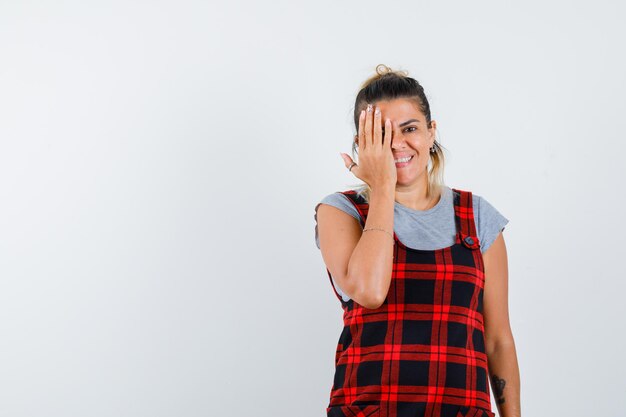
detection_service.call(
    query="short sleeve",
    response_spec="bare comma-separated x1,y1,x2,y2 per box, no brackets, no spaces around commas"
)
314,192,362,249
472,193,509,254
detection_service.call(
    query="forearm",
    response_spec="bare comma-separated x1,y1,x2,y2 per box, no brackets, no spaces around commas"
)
347,186,395,308
486,339,522,417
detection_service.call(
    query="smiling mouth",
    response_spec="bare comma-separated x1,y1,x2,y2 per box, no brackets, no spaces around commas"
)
394,155,414,166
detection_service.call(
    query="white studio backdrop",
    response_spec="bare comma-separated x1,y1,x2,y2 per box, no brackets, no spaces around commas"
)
1,1,624,416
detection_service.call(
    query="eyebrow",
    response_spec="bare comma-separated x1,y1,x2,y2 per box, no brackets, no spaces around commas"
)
398,119,420,127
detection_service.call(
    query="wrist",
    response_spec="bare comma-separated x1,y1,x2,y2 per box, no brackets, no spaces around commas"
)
370,184,395,198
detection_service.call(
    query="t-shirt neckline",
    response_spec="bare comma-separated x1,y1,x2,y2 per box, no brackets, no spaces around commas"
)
394,185,451,216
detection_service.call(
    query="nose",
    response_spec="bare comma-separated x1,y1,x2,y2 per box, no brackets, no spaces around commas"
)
390,126,406,149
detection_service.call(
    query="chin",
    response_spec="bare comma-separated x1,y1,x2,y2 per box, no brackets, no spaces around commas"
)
396,170,424,184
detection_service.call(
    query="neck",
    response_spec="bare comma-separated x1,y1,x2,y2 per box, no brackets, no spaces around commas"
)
394,179,442,211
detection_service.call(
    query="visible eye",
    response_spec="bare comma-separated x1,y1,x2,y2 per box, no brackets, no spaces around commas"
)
404,127,417,133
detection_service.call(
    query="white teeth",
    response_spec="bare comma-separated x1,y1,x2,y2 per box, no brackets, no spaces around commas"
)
394,156,413,163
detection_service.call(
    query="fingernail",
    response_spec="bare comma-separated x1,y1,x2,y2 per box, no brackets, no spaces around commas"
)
367,104,372,112
375,107,380,115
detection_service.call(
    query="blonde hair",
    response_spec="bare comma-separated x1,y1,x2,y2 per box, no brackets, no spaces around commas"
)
348,64,446,203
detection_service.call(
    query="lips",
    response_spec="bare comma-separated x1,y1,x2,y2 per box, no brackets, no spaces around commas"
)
394,155,414,167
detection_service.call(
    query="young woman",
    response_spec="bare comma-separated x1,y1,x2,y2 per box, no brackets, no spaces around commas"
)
314,65,521,417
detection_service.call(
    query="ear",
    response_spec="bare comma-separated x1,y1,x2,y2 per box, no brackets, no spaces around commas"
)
429,120,437,145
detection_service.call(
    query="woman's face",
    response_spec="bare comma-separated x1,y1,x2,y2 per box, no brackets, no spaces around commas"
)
356,98,437,187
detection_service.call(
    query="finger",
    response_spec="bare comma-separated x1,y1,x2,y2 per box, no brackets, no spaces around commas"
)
364,103,373,147
358,109,366,151
374,106,382,148
384,118,392,148
340,153,358,176
340,152,352,167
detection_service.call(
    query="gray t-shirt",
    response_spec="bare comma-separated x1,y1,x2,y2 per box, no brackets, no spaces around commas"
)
314,185,509,302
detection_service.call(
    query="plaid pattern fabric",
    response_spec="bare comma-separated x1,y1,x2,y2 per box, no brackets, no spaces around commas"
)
325,188,495,417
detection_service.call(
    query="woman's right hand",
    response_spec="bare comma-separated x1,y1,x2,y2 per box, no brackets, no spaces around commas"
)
341,103,397,190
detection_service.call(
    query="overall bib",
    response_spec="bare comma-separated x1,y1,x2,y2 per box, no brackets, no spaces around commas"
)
325,188,495,417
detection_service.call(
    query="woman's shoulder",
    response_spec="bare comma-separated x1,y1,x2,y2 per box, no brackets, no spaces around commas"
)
468,189,505,217
314,190,363,250
315,190,362,222
466,189,510,253
320,190,356,205
447,186,501,212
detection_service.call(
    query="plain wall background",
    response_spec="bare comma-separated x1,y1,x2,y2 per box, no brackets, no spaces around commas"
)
1,1,625,416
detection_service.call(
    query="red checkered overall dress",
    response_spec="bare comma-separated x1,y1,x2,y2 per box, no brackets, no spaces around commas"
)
325,188,495,417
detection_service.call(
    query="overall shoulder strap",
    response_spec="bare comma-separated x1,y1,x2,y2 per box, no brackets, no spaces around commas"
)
452,188,480,248
339,190,369,228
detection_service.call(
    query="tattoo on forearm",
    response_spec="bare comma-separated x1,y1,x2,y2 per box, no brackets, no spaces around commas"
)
491,374,506,405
